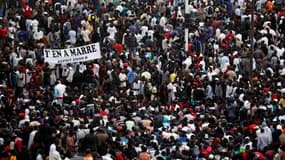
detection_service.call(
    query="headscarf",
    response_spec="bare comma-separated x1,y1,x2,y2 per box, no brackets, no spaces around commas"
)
49,144,61,160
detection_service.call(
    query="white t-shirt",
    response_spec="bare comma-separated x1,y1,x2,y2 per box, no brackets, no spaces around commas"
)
31,19,39,33
81,29,90,42
16,71,26,87
141,25,149,38
47,16,54,29
147,30,154,40
116,5,123,13
61,5,68,14
119,73,127,87
225,85,233,98
10,52,19,67
182,57,192,70
167,82,177,101
132,81,140,95
66,67,75,83
107,26,117,41
25,19,33,31
8,26,16,39
54,83,67,98
135,33,142,43
66,0,77,9
160,16,167,29
68,30,77,44
92,63,100,78
150,17,157,27
233,57,241,72
79,63,87,73
33,30,44,40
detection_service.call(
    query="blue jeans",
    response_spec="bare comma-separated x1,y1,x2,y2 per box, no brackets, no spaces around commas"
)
0,8,3,18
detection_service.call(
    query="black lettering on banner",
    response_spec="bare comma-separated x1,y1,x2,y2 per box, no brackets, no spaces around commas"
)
45,50,50,58
60,59,72,63
64,50,69,57
45,44,100,64
86,46,92,53
70,48,76,56
52,50,62,58
73,57,84,61
81,47,88,55
91,44,97,52
76,48,82,55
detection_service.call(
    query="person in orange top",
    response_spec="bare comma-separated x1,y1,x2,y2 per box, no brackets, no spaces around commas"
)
138,146,151,160
267,0,273,12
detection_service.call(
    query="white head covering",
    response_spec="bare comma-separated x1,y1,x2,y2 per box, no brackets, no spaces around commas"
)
49,144,61,160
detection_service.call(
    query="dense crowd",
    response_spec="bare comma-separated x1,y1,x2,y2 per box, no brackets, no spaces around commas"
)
1,0,285,160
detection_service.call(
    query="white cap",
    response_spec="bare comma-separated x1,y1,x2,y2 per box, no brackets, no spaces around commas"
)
277,124,282,130
209,154,214,159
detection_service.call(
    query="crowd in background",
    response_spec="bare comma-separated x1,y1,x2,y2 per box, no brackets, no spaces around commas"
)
1,0,285,159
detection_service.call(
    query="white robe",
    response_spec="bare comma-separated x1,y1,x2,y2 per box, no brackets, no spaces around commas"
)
28,130,38,150
49,144,62,160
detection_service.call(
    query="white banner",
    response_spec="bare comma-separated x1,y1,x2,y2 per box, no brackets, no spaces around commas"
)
44,43,101,64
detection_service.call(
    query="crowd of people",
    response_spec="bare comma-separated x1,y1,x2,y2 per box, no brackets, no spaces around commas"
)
1,0,285,159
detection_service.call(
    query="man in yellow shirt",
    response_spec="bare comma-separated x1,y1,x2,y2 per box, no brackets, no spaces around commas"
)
170,72,177,83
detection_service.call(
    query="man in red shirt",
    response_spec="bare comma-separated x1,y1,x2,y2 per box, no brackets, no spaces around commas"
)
23,2,32,18
113,42,124,55
0,24,7,46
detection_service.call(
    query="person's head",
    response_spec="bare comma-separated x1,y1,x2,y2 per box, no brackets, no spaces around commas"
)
260,128,264,133
141,145,147,152
69,129,74,136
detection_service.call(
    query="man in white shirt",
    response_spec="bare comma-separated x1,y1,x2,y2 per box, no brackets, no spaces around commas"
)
9,50,20,68
28,128,38,150
16,68,26,97
167,82,177,104
80,25,90,44
68,29,77,45
31,19,39,33
141,24,149,38
8,21,16,40
25,18,33,32
119,70,127,89
182,56,192,71
219,54,230,73
53,81,67,106
92,63,100,79
225,82,233,99
107,23,117,41
33,28,44,41
150,16,157,28
79,62,87,74
67,0,76,9
233,52,241,72
159,15,167,29
66,64,75,84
